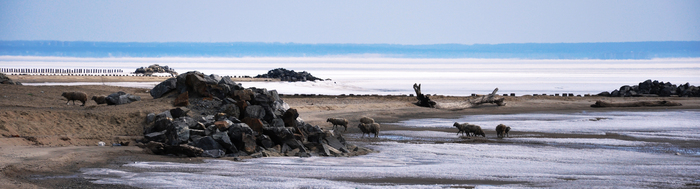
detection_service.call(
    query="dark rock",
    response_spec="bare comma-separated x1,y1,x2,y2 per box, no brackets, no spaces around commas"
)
254,68,323,82
106,91,140,105
150,117,173,133
227,123,255,152
173,91,190,106
212,131,238,154
134,64,177,76
163,144,203,157
214,120,233,131
282,108,299,127
324,134,348,153
194,136,224,151
219,104,240,119
150,77,177,98
146,113,156,123
169,107,190,119
241,133,258,154
218,76,244,91
244,105,266,119
167,117,192,146
597,91,610,96
189,129,205,136
201,149,226,158
144,130,167,142
257,134,274,149
233,89,254,101
242,117,264,134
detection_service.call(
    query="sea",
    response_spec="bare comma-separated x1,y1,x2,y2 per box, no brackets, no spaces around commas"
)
3,41,700,188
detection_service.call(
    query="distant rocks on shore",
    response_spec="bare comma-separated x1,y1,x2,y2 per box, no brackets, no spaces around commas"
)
255,68,323,82
142,71,370,158
598,79,699,97
0,73,22,85
134,64,177,76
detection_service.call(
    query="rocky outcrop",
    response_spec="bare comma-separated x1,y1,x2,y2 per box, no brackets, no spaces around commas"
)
254,68,323,82
141,71,371,158
105,91,141,105
599,80,700,97
134,64,177,76
0,73,21,85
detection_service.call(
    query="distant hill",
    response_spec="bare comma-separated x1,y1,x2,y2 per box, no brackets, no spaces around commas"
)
1,41,698,59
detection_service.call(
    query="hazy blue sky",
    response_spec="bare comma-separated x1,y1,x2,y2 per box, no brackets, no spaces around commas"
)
1,0,698,44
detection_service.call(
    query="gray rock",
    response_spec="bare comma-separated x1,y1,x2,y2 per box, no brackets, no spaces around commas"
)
257,134,274,149
219,104,240,119
167,117,191,146
245,105,266,119
212,131,238,153
144,130,167,142
106,91,141,105
169,107,190,119
200,149,226,158
146,113,156,123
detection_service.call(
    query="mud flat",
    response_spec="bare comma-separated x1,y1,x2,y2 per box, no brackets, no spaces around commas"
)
1,84,699,188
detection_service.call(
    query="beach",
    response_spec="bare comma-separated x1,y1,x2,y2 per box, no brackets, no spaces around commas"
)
1,78,700,188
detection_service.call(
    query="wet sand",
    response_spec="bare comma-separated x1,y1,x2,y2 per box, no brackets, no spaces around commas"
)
1,84,699,188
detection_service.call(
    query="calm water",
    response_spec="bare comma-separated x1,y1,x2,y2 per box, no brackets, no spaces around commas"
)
3,56,700,96
78,110,700,188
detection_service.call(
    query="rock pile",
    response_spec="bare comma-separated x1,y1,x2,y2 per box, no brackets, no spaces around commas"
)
105,91,141,105
134,64,178,76
0,73,21,85
142,71,371,158
598,79,699,97
255,68,323,82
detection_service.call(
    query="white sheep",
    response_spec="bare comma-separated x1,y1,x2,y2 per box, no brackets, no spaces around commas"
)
326,118,349,132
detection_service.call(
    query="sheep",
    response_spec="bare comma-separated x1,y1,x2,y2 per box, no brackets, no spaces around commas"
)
453,122,469,136
468,125,486,137
358,123,380,138
61,92,88,106
453,122,485,137
360,116,375,124
496,124,507,138
326,118,349,132
91,95,107,104
505,126,511,137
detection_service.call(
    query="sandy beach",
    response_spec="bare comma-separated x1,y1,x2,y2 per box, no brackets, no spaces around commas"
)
1,80,699,188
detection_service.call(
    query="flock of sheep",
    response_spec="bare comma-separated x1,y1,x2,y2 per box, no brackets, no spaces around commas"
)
61,91,108,106
326,116,512,139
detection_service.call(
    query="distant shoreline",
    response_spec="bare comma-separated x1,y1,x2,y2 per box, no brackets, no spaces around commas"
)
6,74,279,83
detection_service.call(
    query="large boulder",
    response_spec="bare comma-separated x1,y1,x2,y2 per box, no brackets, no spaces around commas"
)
219,104,240,119
167,117,194,146
150,77,177,98
193,136,227,158
212,131,238,153
106,91,141,105
227,123,255,152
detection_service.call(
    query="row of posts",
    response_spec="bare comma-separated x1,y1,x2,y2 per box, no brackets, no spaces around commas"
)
1,68,122,74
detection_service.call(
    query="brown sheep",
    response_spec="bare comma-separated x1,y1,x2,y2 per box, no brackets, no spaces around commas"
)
358,123,380,138
327,118,349,132
505,126,511,137
360,116,375,124
496,124,507,138
61,92,87,106
468,125,486,137
453,122,469,136
91,95,107,104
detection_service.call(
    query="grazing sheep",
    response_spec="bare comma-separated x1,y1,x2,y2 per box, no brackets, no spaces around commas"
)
358,123,380,138
360,116,375,124
326,118,349,132
91,95,107,104
453,122,469,136
454,122,486,137
496,124,507,138
467,125,486,137
505,126,511,137
61,92,88,106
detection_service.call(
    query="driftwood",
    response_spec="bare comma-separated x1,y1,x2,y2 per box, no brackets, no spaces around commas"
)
413,83,436,108
469,88,506,106
591,100,682,108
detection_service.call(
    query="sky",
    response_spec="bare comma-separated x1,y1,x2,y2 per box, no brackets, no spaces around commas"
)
0,0,699,45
